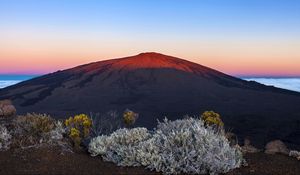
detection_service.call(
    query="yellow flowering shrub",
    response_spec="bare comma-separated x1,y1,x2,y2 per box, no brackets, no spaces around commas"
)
65,114,92,148
201,111,224,128
123,109,138,127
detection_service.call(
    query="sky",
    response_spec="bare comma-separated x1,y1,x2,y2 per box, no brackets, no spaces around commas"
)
0,0,300,76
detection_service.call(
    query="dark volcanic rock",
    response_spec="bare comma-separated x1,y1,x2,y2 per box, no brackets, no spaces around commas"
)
0,52,300,148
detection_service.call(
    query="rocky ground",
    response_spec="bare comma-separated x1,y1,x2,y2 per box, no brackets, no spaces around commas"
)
0,146,299,175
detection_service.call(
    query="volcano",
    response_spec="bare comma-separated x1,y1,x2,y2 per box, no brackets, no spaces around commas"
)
1,52,300,148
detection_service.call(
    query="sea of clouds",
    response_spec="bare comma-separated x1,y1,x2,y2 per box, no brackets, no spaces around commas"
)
0,75,37,89
0,80,22,89
243,78,300,92
0,77,300,92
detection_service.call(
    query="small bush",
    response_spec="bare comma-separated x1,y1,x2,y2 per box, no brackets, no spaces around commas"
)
89,127,151,159
49,120,65,141
201,111,224,128
0,124,11,150
289,150,300,160
123,109,139,127
65,114,92,148
89,117,243,175
12,113,66,149
0,99,16,118
15,113,55,134
90,111,122,136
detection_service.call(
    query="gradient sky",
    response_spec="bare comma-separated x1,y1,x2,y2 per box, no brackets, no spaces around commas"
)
1,0,300,76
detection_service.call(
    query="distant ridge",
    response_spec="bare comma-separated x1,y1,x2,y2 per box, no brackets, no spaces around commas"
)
1,52,300,148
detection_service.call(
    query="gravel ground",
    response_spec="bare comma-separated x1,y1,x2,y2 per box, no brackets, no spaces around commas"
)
0,146,299,175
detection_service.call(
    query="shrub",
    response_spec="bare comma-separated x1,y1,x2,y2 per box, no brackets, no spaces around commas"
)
15,113,56,134
65,114,92,148
89,127,151,161
0,99,16,118
49,120,65,141
89,117,243,175
0,124,11,150
289,150,300,160
10,113,66,149
123,109,139,127
90,111,122,136
201,111,224,128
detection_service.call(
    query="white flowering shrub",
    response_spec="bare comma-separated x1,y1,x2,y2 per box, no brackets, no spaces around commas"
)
89,127,151,165
0,124,12,150
48,121,65,141
289,150,300,160
89,117,244,175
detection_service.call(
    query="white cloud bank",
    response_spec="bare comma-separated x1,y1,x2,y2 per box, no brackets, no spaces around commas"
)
0,81,21,89
1,78,300,93
243,78,300,92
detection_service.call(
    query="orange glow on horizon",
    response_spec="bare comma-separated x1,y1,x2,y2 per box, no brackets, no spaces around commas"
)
1,30,300,76
1,1,300,77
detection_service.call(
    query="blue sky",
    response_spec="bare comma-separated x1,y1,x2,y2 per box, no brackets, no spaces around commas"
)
1,0,300,76
2,0,299,37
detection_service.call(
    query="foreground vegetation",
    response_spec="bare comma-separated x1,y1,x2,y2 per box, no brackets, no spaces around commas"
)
89,117,243,174
0,110,299,175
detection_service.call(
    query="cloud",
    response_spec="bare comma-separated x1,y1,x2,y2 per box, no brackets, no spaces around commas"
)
243,78,300,92
1,78,300,93
0,80,21,89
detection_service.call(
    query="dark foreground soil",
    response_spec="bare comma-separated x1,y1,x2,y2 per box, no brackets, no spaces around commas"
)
0,146,299,175
227,152,300,175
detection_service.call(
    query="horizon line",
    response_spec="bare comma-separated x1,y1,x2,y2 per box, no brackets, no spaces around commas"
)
1,73,300,79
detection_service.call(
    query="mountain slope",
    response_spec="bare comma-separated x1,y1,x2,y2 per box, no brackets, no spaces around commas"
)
1,52,300,148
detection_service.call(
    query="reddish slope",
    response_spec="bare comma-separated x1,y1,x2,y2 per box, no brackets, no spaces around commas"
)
72,52,203,72
68,52,225,77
